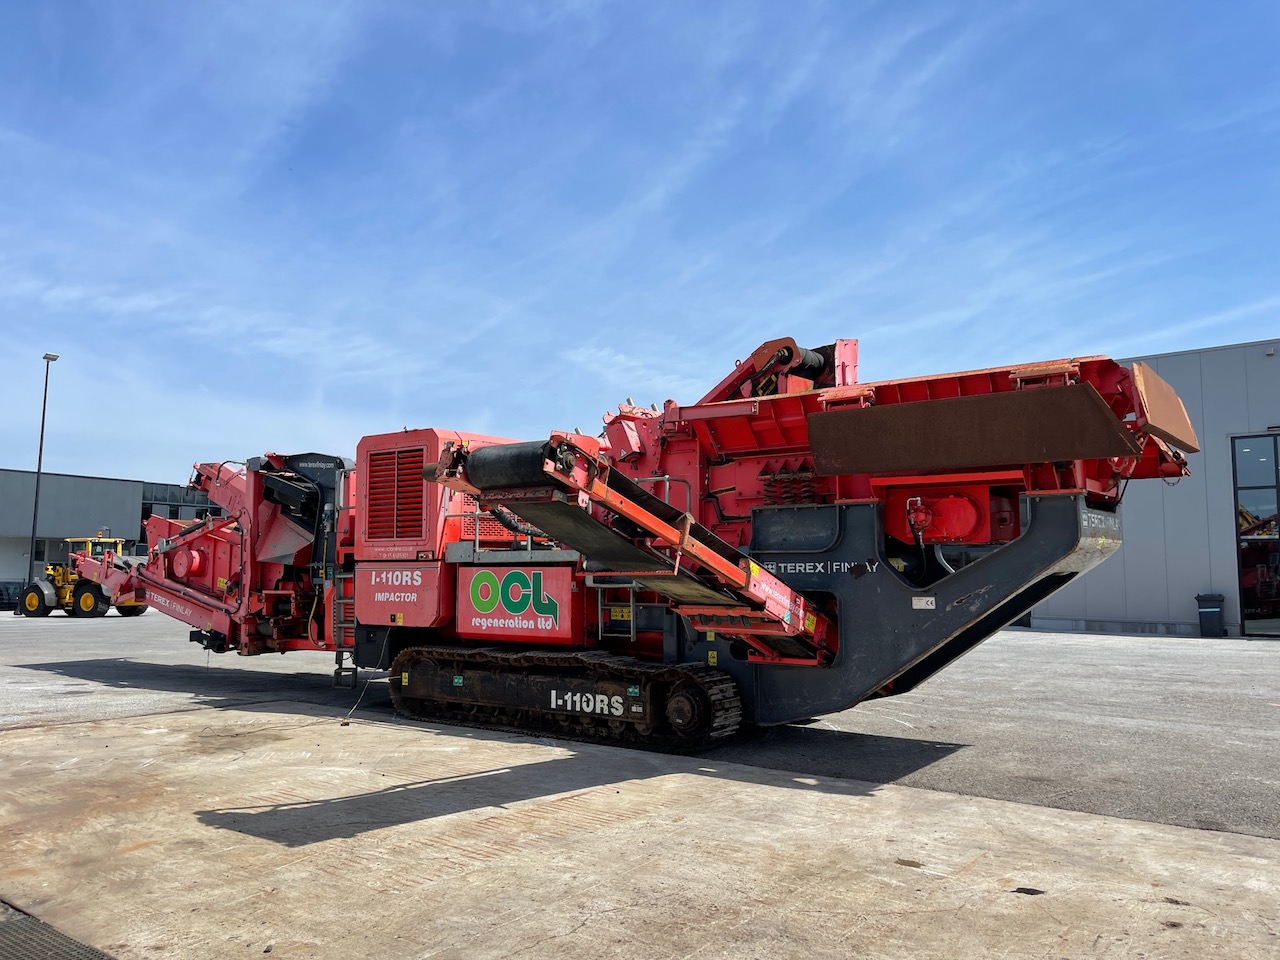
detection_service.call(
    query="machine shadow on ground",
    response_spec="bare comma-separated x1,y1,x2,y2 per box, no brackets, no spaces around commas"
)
701,724,970,787
191,733,962,848
17,657,968,848
19,658,967,777
17,657,358,712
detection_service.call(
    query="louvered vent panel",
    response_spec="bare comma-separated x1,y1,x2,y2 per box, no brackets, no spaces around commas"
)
394,447,425,538
457,493,512,541
365,448,425,540
366,451,397,539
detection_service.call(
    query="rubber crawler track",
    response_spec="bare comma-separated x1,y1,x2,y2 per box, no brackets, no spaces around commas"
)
388,645,742,752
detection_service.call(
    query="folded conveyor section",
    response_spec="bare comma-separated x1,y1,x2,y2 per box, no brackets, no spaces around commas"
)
458,441,832,658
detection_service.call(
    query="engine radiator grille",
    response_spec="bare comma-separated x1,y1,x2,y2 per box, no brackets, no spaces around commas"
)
366,448,425,540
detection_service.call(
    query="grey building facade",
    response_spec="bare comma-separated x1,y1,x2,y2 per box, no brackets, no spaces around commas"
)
0,469,217,601
1032,337,1280,638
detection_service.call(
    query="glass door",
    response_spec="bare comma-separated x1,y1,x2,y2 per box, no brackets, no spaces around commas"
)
1233,435,1280,637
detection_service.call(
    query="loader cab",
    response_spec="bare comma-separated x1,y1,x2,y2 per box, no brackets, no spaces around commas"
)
65,534,127,563
52,534,125,583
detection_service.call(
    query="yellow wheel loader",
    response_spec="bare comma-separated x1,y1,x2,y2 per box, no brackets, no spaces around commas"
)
19,535,149,618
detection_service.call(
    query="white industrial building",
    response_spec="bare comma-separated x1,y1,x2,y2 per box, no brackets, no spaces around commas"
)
1032,337,1279,638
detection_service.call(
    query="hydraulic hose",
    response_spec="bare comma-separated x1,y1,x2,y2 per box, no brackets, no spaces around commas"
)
490,505,548,540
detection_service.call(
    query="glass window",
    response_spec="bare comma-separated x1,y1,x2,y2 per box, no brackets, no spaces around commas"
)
1238,489,1278,538
1234,436,1278,488
1233,434,1280,637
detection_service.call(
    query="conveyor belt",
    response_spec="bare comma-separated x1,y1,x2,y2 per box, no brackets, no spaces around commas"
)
510,496,672,573
512,496,737,606
629,575,735,605
464,441,551,489
465,441,744,568
604,469,744,564
466,442,760,611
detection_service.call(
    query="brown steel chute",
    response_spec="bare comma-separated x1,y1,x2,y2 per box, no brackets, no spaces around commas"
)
1131,361,1200,454
808,382,1143,476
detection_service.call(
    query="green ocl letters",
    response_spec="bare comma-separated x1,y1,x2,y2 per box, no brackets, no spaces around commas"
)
469,569,559,625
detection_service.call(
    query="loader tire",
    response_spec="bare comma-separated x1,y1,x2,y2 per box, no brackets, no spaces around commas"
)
72,582,110,618
116,604,148,617
21,584,51,617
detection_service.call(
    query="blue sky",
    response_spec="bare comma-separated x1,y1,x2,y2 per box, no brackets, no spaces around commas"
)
2,1,1278,481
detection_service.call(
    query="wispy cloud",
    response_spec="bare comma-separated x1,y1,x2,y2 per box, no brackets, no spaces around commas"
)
1104,295,1280,356
0,1,1277,479
560,345,707,410
2,273,182,317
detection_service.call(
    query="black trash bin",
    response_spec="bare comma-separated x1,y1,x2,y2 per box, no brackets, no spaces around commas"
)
1195,593,1226,637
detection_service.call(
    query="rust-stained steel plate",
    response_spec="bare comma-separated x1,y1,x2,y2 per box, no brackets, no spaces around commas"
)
1132,361,1200,454
809,383,1143,476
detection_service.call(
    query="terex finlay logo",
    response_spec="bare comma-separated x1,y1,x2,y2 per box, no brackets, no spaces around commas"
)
470,569,559,628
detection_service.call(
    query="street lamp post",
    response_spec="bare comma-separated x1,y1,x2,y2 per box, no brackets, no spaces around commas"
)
24,352,59,590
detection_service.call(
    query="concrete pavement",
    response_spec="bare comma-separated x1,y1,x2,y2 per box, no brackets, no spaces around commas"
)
1,612,1277,958
3,701,1278,960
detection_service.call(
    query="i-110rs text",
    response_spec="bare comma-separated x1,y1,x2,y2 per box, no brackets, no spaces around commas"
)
550,690,625,716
